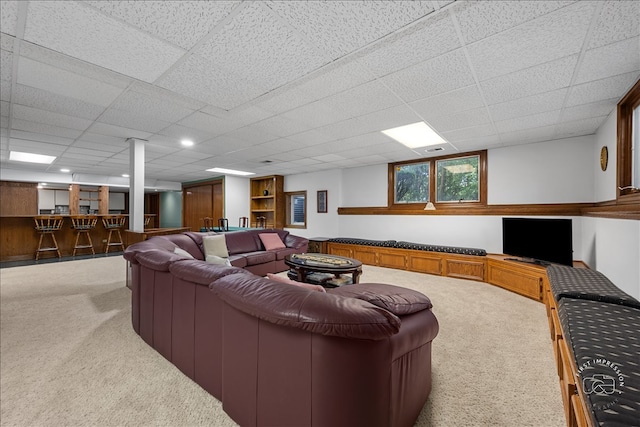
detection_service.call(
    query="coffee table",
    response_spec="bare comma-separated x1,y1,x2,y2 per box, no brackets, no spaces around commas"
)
284,253,363,287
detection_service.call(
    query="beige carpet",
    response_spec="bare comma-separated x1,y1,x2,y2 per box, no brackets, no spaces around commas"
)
0,257,564,427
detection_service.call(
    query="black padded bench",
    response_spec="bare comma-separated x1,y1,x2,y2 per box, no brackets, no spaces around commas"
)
327,238,487,256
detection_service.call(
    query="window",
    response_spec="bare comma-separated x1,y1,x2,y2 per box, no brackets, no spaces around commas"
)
285,191,306,228
436,155,480,202
389,151,486,208
617,79,640,204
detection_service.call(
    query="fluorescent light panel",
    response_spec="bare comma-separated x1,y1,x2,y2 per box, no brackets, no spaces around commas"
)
381,122,447,148
9,151,56,164
206,167,255,176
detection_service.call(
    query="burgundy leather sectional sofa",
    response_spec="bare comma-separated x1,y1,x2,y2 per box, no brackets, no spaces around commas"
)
124,230,440,427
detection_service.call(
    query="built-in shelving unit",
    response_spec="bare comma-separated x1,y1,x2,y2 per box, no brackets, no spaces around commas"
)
250,175,284,229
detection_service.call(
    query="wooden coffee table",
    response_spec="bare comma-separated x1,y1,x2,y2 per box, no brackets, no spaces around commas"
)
284,253,363,286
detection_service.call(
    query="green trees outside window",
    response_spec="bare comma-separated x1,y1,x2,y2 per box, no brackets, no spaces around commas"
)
436,155,480,202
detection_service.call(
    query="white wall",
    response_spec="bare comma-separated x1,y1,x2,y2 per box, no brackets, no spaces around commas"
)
224,176,250,225
488,136,595,204
284,170,342,238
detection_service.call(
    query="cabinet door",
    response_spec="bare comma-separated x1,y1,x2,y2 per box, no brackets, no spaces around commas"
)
109,193,125,210
79,191,91,206
38,189,56,210
54,190,69,205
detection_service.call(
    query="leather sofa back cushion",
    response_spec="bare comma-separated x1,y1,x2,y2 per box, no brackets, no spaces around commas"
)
211,274,401,340
223,231,261,255
329,283,432,316
170,259,251,286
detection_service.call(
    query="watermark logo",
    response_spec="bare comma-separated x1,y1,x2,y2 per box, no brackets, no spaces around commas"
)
578,357,624,411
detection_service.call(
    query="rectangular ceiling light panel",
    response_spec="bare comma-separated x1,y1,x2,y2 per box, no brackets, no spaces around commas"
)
381,122,447,148
9,151,56,164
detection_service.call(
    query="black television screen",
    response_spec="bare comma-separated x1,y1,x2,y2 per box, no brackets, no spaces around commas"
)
502,218,573,266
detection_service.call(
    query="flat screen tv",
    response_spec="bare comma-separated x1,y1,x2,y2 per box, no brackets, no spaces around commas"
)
502,218,573,266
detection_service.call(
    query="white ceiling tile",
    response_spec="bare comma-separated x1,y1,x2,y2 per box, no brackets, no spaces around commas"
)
322,80,404,119
259,138,303,153
72,139,128,153
157,52,263,109
481,55,578,104
382,49,475,102
85,1,240,50
441,124,497,143
428,107,492,133
410,85,485,119
0,33,15,52
281,101,348,129
0,0,18,37
194,2,327,98
565,72,640,107
13,84,105,120
467,1,595,81
24,1,185,82
17,57,124,107
86,122,152,140
454,1,575,44
110,89,196,124
587,0,640,50
495,110,561,134
12,104,93,131
223,126,278,145
575,37,640,84
266,1,435,58
498,125,558,146
555,116,608,138
0,80,11,102
178,112,237,136
488,89,568,122
1,49,13,83
7,137,70,155
159,124,215,144
354,105,423,133
561,99,617,123
98,108,170,134
359,11,460,77
0,100,9,117
10,118,83,139
250,115,312,138
285,129,334,146
9,130,75,146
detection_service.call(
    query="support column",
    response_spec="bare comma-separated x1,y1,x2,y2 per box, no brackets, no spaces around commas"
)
127,138,145,232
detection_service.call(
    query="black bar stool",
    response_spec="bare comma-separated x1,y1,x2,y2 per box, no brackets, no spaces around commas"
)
71,215,97,256
34,215,64,260
218,218,229,232
239,216,248,228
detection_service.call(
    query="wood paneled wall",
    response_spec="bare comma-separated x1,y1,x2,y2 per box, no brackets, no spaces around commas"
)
0,181,38,215
182,179,224,232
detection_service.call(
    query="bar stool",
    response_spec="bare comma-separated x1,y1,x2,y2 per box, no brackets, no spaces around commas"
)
71,215,97,256
203,217,213,231
102,215,126,253
255,216,266,228
239,216,249,228
218,218,229,232
34,216,64,260
144,214,153,228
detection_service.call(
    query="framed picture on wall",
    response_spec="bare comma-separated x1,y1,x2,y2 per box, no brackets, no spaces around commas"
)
317,190,327,213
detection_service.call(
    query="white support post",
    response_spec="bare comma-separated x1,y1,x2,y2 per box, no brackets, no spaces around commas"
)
127,138,145,233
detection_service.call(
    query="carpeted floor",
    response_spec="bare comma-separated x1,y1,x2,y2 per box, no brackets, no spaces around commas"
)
0,256,564,427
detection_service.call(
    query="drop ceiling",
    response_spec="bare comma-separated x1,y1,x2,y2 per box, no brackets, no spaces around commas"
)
0,1,638,187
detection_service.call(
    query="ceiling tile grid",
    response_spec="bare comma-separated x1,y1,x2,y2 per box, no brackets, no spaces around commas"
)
0,1,638,183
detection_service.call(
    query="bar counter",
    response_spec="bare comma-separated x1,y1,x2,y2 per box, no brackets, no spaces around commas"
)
0,215,188,262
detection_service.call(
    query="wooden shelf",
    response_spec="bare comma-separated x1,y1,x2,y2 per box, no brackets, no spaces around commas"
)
250,175,284,228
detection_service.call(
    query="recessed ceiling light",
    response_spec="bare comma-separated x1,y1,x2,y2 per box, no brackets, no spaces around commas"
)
181,139,194,147
39,182,47,186
122,174,130,178
381,122,447,148
206,167,255,176
60,168,70,173
9,151,56,164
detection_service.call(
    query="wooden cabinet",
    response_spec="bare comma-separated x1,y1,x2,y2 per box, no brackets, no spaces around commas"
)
308,237,329,253
250,175,284,229
487,256,546,301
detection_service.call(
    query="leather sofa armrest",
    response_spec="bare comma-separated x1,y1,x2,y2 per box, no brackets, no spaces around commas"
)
211,274,400,340
135,249,185,272
328,283,433,316
170,259,251,286
284,234,309,251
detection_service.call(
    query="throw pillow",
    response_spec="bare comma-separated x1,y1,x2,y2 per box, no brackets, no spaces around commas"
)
206,254,232,266
202,234,229,261
267,273,326,293
173,247,195,259
259,233,286,250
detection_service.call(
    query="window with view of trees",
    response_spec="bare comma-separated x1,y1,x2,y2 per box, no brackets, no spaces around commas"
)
285,191,306,228
389,151,486,208
436,155,480,202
